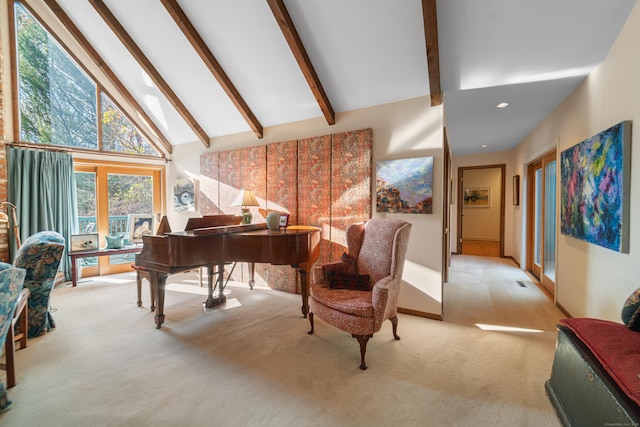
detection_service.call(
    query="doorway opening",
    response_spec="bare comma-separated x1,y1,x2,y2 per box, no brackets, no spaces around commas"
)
457,165,505,257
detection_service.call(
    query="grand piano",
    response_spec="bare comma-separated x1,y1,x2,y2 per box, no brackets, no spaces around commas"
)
135,217,321,328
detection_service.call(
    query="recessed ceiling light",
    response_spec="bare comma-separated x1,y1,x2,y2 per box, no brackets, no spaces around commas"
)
496,102,510,109
481,144,488,148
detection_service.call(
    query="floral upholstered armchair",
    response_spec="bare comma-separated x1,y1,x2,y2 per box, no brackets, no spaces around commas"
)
0,266,26,412
308,218,412,369
14,231,65,338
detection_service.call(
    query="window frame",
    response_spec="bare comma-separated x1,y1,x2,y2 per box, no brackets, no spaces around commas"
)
74,159,166,278
8,0,166,159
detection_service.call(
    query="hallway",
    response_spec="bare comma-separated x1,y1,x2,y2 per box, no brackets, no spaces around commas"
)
460,239,500,257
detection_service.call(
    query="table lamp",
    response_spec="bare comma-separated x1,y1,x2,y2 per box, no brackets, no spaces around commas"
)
231,189,260,224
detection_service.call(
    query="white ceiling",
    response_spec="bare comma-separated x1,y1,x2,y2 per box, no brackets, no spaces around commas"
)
41,0,638,155
439,0,637,155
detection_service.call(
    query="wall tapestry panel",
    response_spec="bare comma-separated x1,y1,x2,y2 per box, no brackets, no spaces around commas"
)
199,128,372,294
560,120,631,253
267,140,299,292
199,152,220,215
219,146,267,220
330,129,372,260
298,135,332,266
266,140,298,223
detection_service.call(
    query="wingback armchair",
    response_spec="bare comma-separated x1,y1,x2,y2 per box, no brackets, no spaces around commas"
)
308,218,412,369
0,266,26,412
14,231,65,338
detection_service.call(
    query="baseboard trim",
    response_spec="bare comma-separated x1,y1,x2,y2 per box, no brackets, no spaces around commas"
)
398,307,443,321
555,301,573,318
505,255,520,267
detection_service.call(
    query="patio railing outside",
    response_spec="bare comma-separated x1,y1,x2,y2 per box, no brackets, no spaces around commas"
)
78,215,129,235
77,215,135,267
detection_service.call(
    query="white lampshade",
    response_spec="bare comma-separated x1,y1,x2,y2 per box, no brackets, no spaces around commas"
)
231,189,260,207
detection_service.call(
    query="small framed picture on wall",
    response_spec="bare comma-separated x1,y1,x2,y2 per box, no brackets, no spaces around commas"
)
463,187,491,208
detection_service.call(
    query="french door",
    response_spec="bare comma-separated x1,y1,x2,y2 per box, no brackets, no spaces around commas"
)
527,151,556,296
74,161,164,279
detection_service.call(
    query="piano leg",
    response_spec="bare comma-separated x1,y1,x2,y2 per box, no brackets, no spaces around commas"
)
152,271,167,329
296,265,311,318
204,263,227,308
248,262,255,290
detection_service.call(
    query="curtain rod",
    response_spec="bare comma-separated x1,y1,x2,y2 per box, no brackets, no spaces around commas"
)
7,141,169,162
8,141,71,153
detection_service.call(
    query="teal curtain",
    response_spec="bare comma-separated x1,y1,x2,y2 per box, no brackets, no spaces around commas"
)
7,147,78,280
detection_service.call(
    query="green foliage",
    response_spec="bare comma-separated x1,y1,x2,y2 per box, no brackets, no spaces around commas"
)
17,3,97,148
107,174,153,215
15,2,159,157
75,172,96,216
101,94,157,156
74,172,153,221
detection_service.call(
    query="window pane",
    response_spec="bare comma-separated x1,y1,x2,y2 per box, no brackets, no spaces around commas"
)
544,160,557,282
108,174,153,264
75,171,97,268
16,3,97,148
534,168,542,265
101,93,159,156
75,171,97,231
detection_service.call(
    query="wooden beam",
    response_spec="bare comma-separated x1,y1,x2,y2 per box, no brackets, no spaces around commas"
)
42,0,173,156
423,0,442,106
160,0,263,139
89,0,211,148
267,0,335,125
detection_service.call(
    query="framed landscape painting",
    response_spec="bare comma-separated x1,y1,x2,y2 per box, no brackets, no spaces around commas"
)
376,156,433,214
560,121,631,253
463,187,491,208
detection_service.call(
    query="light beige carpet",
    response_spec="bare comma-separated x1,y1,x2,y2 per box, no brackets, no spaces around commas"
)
1,255,564,426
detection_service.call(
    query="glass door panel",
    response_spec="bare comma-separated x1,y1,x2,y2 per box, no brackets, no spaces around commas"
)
75,161,164,280
74,171,99,278
106,173,153,266
533,167,542,274
527,151,557,297
543,160,557,284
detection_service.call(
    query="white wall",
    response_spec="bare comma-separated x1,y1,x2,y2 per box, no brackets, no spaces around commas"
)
169,96,445,317
512,3,640,321
461,168,501,241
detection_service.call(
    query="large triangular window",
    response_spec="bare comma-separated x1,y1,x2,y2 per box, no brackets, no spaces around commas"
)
14,2,160,157
101,93,157,156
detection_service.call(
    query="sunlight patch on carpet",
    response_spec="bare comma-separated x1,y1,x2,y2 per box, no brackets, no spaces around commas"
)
476,324,543,333
90,277,135,285
202,298,242,312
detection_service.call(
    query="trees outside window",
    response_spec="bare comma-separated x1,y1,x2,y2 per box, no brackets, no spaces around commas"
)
15,2,159,157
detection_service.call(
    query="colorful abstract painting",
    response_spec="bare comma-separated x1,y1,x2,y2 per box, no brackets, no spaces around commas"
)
376,156,433,214
560,121,631,253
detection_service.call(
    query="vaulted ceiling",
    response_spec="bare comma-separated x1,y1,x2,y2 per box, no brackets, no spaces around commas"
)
20,0,638,156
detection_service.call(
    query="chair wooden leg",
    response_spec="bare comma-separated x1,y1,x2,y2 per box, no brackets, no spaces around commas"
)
390,316,401,340
352,334,372,370
5,326,16,388
307,312,314,335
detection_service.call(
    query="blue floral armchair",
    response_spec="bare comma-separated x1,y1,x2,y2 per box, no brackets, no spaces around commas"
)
0,266,26,412
14,231,65,338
